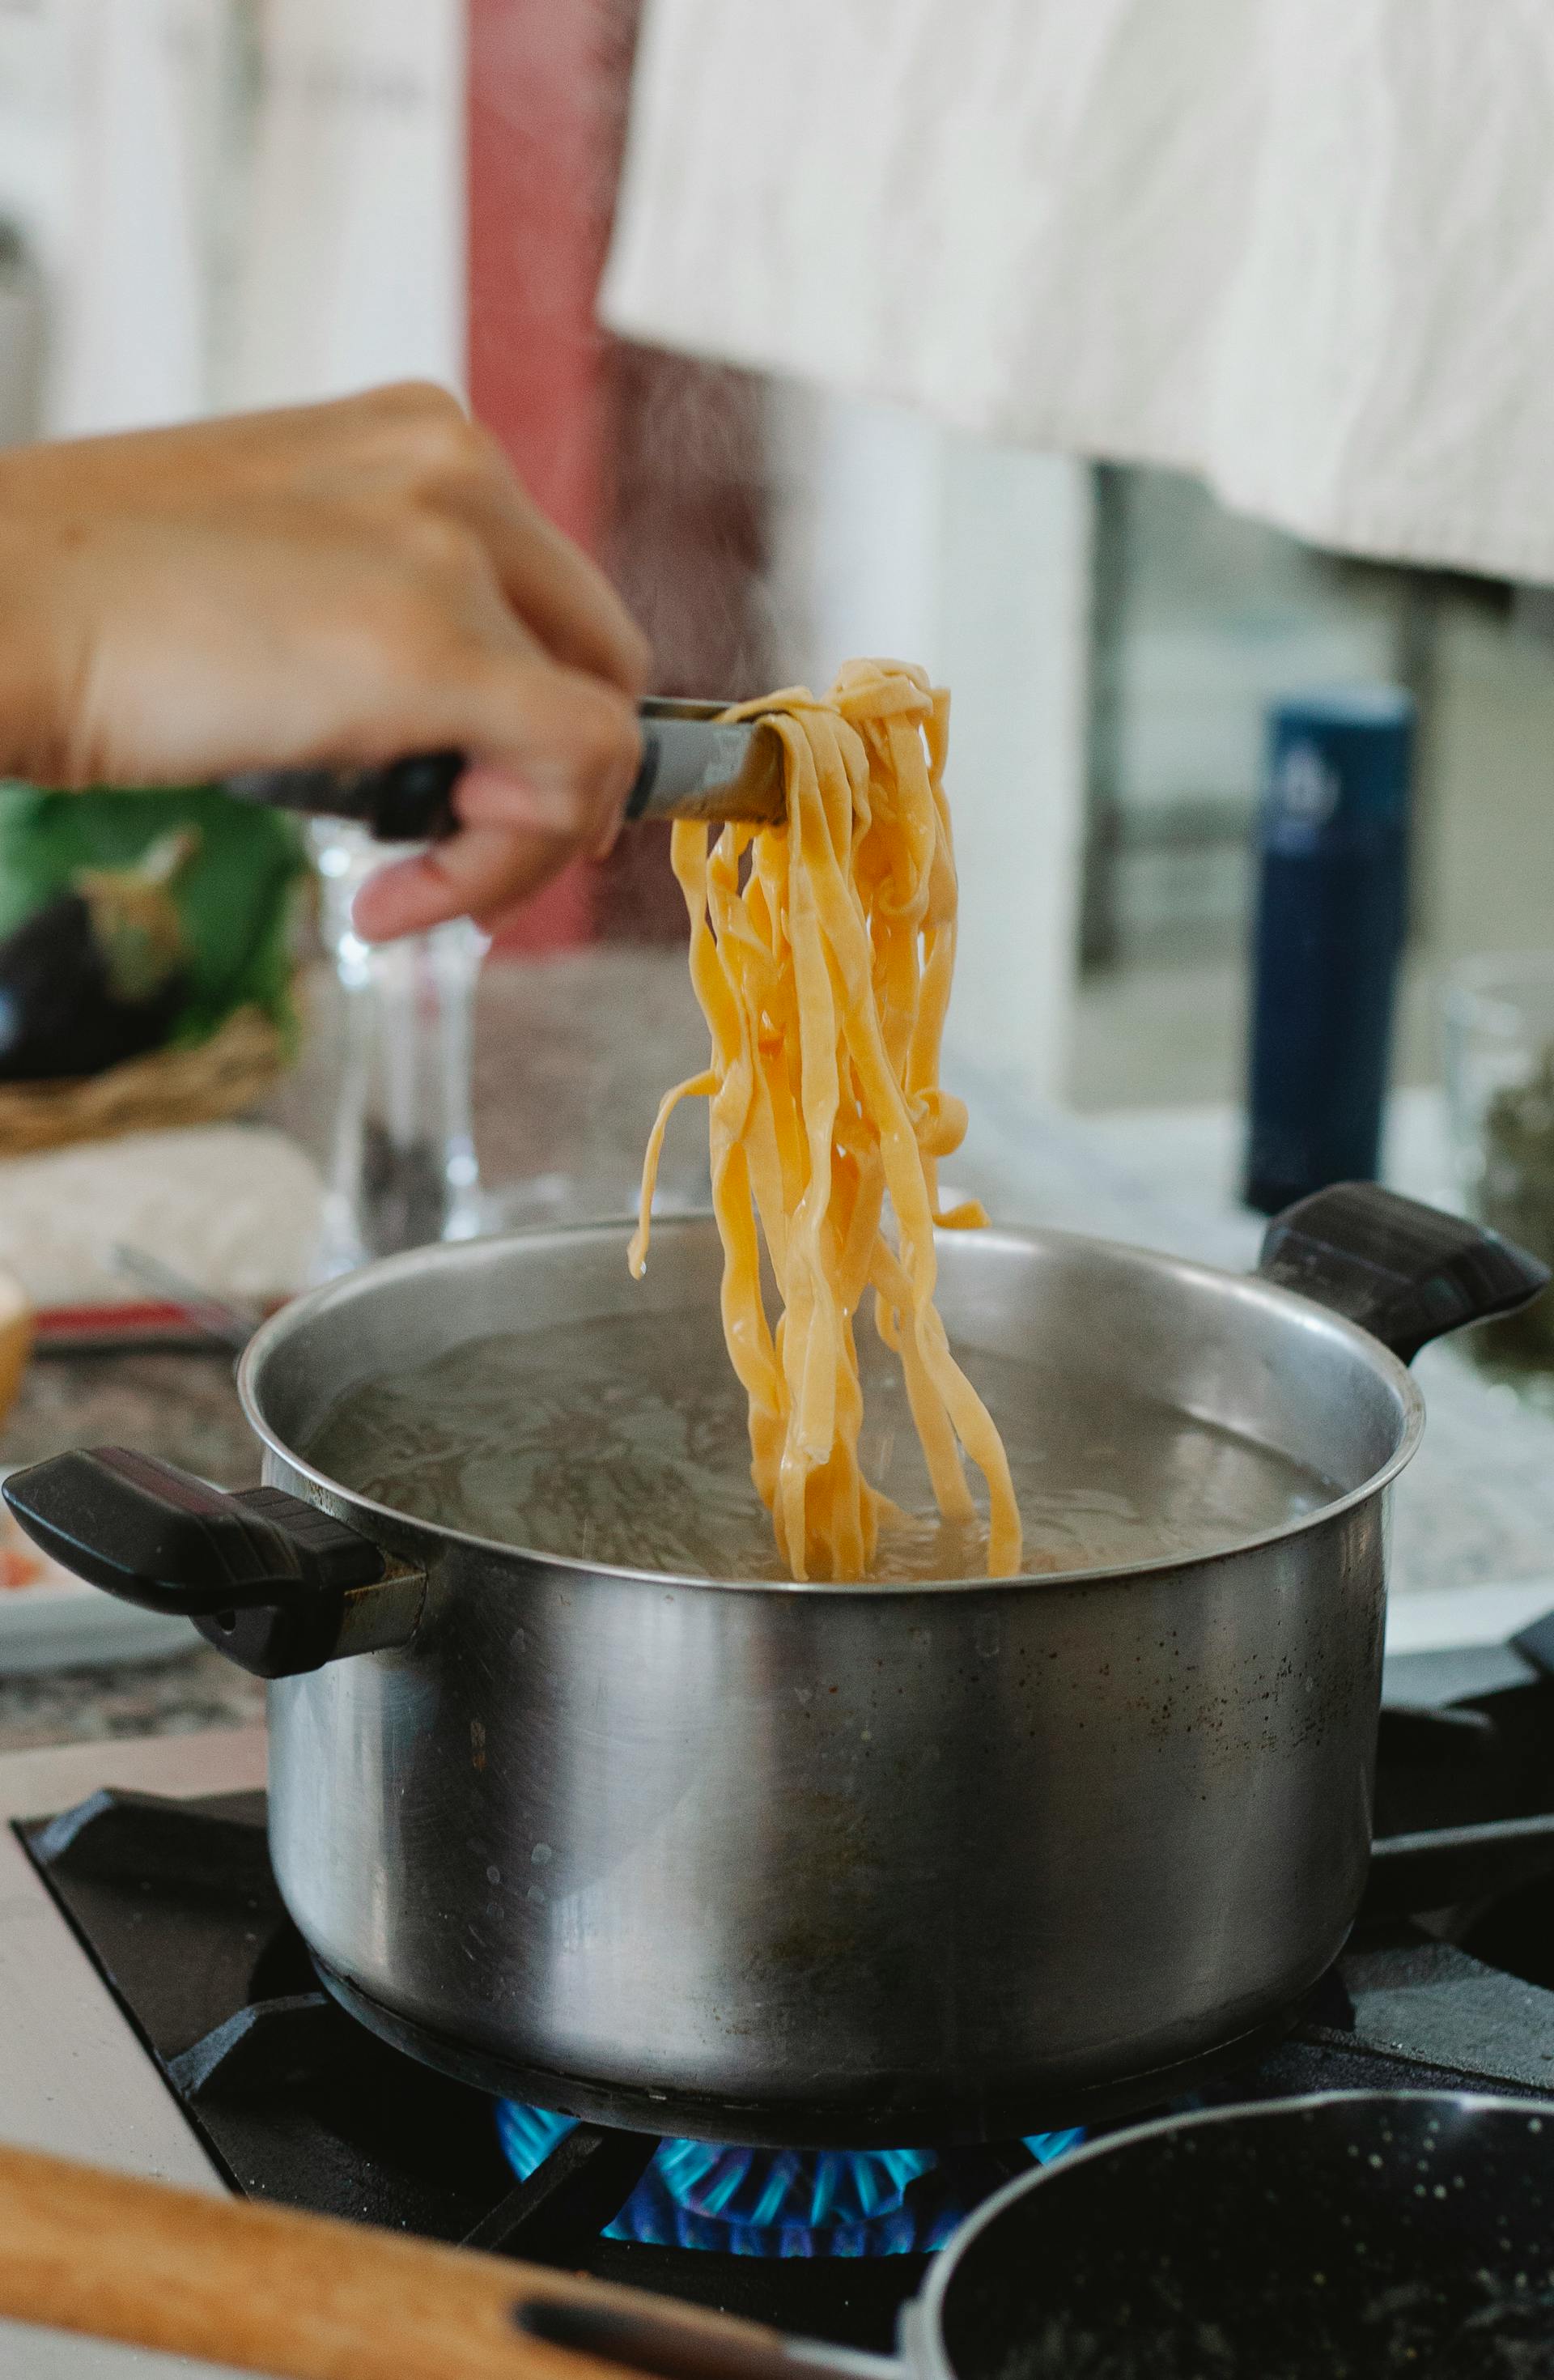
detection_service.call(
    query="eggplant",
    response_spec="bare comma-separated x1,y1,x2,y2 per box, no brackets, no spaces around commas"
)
0,831,193,1083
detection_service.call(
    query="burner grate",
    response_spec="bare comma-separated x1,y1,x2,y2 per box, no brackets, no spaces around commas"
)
19,1788,515,2243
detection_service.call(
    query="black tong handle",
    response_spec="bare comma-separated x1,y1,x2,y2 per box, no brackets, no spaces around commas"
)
220,702,779,842
223,750,465,844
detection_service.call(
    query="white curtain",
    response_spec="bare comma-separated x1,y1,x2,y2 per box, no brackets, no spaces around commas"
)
225,0,465,410
603,0,1554,585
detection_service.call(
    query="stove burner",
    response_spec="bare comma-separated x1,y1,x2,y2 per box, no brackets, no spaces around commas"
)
495,2104,1085,2256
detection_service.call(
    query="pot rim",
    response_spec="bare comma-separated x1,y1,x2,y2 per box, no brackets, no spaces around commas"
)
910,2086,1554,2380
237,1215,1424,1598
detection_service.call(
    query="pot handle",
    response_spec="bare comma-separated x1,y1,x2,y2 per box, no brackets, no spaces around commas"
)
1257,1181,1550,1362
0,1447,425,1678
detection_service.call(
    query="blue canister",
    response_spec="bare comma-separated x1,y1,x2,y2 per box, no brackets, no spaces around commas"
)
1242,687,1414,1216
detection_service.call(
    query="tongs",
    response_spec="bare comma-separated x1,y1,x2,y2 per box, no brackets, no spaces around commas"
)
223,698,785,843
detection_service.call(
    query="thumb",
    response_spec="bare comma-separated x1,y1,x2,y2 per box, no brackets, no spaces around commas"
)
351,820,579,941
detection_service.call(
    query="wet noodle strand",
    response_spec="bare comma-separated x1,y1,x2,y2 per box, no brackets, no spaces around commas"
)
631,661,1021,1583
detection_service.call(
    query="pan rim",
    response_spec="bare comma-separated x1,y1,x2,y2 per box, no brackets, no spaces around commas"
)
236,1213,1424,1597
911,2085,1554,2380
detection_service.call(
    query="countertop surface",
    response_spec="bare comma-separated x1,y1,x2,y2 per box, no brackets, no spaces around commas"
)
0,947,1548,1754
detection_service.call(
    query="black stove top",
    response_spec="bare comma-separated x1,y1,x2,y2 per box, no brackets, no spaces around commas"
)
18,1634,1554,2352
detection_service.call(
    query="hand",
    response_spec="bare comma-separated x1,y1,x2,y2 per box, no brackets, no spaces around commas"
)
0,383,650,938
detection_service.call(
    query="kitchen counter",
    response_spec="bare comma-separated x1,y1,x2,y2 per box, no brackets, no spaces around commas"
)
0,948,1548,1753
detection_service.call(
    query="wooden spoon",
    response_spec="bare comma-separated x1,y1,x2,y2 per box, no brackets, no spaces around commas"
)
0,2139,830,2380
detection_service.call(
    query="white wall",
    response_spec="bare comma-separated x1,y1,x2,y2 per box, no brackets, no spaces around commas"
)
0,0,240,436
768,389,1091,1103
0,0,465,441
0,1,74,428
53,0,233,435
225,0,465,410
0,0,91,434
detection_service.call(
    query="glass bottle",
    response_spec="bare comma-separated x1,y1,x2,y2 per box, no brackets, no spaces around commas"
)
308,821,486,1278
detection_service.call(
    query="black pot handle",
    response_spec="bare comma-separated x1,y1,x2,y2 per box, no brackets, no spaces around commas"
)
1258,1182,1550,1363
1,1449,424,1678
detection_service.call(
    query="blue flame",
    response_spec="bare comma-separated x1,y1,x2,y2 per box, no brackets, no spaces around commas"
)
1027,2127,1086,2165
494,2103,1085,2257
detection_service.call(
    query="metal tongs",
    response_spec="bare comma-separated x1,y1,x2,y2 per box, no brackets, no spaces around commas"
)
223,698,785,843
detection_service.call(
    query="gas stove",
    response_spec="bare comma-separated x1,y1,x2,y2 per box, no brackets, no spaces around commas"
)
6,1604,1554,2378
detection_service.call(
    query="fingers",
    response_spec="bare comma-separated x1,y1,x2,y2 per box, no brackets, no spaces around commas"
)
448,751,632,841
445,465,652,696
447,658,642,837
350,822,579,941
349,737,640,944
350,606,642,946
26,381,655,699
422,459,651,695
0,382,655,949
338,385,652,696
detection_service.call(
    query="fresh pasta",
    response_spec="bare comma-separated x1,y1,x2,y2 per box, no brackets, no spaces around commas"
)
631,660,1021,1584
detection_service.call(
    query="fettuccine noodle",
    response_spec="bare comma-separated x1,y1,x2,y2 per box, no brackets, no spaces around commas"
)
631,660,1021,1583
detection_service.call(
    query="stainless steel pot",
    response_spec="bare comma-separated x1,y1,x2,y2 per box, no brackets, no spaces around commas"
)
6,1184,1545,2147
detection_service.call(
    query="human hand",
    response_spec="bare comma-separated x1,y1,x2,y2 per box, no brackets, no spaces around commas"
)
0,382,650,938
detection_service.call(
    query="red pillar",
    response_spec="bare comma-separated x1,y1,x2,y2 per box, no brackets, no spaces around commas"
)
466,0,623,951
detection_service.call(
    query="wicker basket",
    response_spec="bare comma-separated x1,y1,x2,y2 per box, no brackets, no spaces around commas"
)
0,1004,285,1158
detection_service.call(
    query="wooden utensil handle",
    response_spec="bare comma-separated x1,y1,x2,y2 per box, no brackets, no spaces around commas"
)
0,2140,807,2380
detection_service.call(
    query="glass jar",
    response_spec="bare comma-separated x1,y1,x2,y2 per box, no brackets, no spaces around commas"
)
1444,953,1554,1389
308,822,486,1279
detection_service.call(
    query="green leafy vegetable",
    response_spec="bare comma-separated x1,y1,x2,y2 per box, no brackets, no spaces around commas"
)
0,784,307,1052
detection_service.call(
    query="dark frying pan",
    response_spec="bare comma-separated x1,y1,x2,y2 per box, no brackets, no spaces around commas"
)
4,2093,1552,2377
528,2091,1554,2380
907,2090,1554,2379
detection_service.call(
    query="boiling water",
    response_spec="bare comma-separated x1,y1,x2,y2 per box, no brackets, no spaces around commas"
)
305,1307,1337,1582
